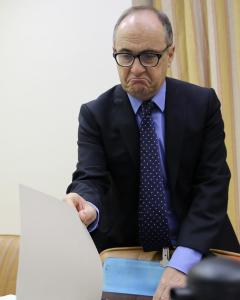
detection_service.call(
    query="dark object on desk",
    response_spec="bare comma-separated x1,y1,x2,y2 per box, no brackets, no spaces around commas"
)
171,257,240,300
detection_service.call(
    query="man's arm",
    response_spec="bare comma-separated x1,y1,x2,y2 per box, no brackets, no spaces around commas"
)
154,88,230,300
66,103,111,218
176,88,230,253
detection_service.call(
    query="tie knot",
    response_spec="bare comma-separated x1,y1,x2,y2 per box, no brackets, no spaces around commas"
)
140,101,155,118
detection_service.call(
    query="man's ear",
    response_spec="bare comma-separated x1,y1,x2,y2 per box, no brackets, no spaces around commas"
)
168,45,175,63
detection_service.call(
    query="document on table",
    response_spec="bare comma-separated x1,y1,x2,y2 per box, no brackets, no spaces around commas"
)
103,257,164,296
0,296,16,300
16,185,103,300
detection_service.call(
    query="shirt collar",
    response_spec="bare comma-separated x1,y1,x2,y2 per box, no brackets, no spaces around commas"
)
128,80,166,114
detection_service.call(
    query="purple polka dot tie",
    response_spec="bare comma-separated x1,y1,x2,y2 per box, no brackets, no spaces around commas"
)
138,101,171,251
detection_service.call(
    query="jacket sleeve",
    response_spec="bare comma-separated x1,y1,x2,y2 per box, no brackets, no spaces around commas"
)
66,103,111,213
177,88,231,254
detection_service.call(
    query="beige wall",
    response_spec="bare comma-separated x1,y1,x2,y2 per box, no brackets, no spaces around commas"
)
132,0,154,6
0,0,131,234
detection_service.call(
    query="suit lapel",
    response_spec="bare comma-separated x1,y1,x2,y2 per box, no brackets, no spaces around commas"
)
112,86,140,170
165,78,186,190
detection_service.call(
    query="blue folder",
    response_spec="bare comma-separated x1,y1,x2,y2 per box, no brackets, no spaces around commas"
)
103,257,165,296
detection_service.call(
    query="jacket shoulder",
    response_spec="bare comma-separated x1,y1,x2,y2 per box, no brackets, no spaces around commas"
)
83,85,126,111
167,77,212,92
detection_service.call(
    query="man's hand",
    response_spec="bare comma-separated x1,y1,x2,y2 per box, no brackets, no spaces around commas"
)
64,193,97,227
153,267,187,300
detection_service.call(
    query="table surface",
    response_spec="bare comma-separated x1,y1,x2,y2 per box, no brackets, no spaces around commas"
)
102,292,152,300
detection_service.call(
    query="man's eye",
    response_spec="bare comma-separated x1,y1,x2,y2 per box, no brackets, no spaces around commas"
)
119,54,132,61
141,53,157,62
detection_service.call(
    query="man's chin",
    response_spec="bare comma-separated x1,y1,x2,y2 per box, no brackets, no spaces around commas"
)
127,87,151,100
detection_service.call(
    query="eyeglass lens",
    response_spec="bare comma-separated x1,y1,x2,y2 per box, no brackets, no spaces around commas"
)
115,53,160,67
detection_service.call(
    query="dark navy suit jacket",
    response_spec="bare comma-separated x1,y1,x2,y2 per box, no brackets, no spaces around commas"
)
67,77,240,254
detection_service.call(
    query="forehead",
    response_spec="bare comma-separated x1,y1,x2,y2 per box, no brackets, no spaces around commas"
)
114,11,166,52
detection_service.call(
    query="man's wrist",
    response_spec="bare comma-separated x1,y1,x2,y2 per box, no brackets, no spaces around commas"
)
168,246,202,274
86,202,99,232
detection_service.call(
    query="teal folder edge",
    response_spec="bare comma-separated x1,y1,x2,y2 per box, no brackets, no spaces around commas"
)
103,257,165,296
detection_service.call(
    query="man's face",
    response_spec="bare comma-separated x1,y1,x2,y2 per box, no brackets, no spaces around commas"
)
114,11,175,101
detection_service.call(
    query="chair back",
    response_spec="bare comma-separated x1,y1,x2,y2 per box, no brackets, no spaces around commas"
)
0,235,20,296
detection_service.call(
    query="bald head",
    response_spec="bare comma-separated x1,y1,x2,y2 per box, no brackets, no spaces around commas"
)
113,6,173,47
112,6,175,100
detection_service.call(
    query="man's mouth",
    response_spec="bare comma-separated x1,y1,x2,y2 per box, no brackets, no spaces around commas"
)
128,78,148,84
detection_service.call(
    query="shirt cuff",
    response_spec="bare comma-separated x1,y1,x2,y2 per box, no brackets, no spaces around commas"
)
167,246,202,274
86,202,99,232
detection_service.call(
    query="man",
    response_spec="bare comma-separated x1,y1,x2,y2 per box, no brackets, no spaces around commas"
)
65,6,240,300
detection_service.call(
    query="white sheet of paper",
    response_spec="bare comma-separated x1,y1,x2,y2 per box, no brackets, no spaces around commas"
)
16,185,103,300
0,296,16,300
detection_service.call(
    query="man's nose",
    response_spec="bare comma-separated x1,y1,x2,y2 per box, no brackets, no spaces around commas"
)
130,57,146,74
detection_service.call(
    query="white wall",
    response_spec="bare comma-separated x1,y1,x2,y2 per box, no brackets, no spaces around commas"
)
0,0,131,233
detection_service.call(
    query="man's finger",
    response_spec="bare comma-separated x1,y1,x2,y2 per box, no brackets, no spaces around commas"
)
79,205,96,226
64,193,85,211
153,267,187,300
64,197,76,207
153,282,167,300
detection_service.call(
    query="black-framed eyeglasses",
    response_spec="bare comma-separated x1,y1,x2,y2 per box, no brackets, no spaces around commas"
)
113,44,172,67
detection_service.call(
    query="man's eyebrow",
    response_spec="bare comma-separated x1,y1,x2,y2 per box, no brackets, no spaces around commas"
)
116,48,132,53
141,48,163,53
115,48,163,53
